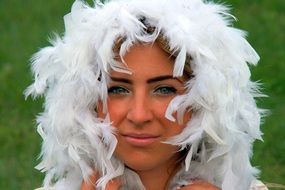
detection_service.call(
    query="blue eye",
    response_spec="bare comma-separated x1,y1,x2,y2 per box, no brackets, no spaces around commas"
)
154,86,177,95
108,86,129,94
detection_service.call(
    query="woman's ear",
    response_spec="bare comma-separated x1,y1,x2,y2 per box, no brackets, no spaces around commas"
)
96,100,105,118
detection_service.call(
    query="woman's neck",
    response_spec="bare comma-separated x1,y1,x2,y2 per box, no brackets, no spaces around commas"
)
136,156,180,190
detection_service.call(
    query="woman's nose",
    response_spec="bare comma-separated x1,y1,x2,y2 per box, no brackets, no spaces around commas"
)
126,92,153,126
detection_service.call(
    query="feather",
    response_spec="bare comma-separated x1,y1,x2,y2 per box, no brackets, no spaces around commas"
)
68,145,80,162
201,113,225,145
165,95,187,122
185,145,194,171
173,45,187,77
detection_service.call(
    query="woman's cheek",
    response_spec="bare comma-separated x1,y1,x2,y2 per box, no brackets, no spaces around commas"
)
107,98,129,126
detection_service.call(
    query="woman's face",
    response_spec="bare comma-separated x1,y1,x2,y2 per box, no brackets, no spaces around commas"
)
98,42,191,174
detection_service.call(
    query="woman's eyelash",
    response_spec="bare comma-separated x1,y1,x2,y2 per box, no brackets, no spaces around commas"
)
154,86,177,95
108,86,129,94
108,85,178,95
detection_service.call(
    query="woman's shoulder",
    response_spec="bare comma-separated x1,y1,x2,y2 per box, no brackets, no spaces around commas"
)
179,179,270,190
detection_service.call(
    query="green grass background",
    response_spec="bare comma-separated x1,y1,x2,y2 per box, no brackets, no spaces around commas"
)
0,0,284,189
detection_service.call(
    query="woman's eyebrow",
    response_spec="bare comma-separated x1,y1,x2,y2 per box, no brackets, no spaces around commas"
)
110,75,184,84
147,75,183,84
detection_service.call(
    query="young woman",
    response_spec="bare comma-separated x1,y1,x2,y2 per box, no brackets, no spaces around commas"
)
81,41,219,190
27,0,266,189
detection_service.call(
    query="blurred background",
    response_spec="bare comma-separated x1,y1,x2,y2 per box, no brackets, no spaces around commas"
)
0,0,284,189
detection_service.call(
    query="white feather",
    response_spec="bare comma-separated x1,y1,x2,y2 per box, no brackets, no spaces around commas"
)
173,45,187,77
185,145,194,171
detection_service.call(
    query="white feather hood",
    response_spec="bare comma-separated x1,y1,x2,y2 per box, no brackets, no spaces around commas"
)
26,0,264,189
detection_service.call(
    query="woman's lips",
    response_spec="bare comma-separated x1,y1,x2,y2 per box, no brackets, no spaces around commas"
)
121,133,159,146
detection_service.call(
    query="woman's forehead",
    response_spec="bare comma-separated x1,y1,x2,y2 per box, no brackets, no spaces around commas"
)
109,42,189,83
114,43,173,71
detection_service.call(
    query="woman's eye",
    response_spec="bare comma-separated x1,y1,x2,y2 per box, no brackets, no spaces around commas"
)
154,86,177,95
108,86,129,95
